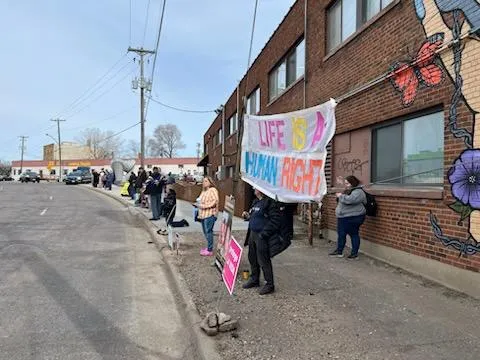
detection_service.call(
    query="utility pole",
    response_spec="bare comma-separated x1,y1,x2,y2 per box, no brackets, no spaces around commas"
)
18,136,28,174
196,142,201,159
51,119,66,182
128,47,155,168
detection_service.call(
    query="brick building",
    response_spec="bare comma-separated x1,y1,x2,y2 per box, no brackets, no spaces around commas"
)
199,0,480,298
43,142,92,161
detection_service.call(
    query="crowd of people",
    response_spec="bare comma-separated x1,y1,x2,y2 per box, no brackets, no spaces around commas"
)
93,167,368,296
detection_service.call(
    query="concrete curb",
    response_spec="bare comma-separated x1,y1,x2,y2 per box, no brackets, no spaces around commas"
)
80,186,223,360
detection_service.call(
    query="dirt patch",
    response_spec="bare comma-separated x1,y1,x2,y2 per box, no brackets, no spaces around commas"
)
174,230,351,360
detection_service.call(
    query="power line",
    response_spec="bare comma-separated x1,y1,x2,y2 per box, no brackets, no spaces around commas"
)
54,53,128,118
61,106,137,133
142,0,152,46
129,0,132,45
147,95,215,113
99,122,141,144
64,67,136,119
145,0,167,121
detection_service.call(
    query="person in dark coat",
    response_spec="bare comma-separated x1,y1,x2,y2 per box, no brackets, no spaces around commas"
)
92,170,100,188
242,188,281,295
148,167,166,221
135,167,147,205
128,172,137,200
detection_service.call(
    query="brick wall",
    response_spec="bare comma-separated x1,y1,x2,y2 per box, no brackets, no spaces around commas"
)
201,0,480,272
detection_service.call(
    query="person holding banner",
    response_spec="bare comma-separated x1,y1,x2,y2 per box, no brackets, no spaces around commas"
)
196,176,219,256
330,175,366,259
242,188,281,295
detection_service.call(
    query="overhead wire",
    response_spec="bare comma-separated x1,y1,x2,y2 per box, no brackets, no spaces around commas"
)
147,96,216,113
144,0,167,121
64,67,136,119
142,0,152,47
98,122,141,144
129,0,132,46
61,106,137,133
54,53,128,118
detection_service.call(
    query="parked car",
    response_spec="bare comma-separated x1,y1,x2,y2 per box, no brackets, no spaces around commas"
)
19,171,40,183
0,174,13,181
65,171,91,185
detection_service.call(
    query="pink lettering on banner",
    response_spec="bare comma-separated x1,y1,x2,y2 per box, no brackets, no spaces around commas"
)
257,119,286,150
310,112,326,148
222,236,243,295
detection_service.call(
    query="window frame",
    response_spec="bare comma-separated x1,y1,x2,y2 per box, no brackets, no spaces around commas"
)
326,0,398,53
371,107,444,186
247,88,261,115
268,37,305,102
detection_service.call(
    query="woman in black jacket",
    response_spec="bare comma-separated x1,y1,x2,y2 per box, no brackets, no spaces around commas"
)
242,188,281,295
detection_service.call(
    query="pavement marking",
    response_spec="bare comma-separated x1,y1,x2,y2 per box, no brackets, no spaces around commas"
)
0,186,3,191
40,208,48,216
49,196,53,200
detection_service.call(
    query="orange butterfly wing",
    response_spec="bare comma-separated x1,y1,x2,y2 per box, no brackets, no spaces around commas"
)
392,66,419,106
419,64,443,86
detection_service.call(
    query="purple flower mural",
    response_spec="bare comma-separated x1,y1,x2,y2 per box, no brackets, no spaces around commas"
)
448,149,480,209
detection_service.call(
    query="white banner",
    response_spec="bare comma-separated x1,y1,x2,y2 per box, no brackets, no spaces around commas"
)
240,99,336,203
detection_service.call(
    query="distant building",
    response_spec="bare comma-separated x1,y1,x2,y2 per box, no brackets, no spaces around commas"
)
11,157,202,180
43,142,92,161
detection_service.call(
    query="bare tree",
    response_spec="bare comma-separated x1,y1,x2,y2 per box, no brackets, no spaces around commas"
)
76,128,124,159
124,139,140,158
149,124,185,158
0,160,11,175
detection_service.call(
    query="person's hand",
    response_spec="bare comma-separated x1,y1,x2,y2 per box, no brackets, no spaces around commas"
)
242,211,249,219
336,192,342,197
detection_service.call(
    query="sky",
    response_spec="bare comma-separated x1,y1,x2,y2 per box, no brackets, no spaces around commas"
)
0,0,296,162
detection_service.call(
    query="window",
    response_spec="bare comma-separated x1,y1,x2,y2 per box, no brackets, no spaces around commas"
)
13,169,16,175
327,0,395,52
179,164,184,169
50,169,56,175
228,113,238,135
226,166,235,178
215,128,222,146
372,111,444,185
247,88,261,115
147,164,152,169
269,39,305,101
63,169,68,175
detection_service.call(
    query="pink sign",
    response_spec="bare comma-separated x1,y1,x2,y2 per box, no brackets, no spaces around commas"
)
222,236,243,295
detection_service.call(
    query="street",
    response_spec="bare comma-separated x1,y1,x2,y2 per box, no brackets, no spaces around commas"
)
0,182,196,360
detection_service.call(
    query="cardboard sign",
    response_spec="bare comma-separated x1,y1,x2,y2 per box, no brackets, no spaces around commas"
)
222,236,243,295
241,99,336,202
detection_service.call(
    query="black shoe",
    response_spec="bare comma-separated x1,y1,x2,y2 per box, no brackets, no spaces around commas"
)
258,285,275,295
329,250,344,258
242,278,260,289
149,218,159,221
347,254,359,260
182,219,189,226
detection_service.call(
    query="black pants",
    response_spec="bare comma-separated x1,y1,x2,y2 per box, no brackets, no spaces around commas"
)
248,231,274,287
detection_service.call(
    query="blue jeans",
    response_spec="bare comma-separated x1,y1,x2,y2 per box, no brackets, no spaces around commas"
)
151,194,162,220
336,215,365,256
201,216,217,251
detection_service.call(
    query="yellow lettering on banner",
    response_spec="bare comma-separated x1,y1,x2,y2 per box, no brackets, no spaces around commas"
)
292,117,306,150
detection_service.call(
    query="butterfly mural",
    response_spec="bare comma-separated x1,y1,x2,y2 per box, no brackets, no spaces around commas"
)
390,33,445,106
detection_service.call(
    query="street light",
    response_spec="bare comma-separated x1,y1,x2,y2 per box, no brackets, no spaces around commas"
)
46,134,61,182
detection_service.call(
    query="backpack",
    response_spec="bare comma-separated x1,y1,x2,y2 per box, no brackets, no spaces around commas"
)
362,189,377,217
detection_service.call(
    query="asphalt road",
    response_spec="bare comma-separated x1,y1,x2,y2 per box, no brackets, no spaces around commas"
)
0,182,197,360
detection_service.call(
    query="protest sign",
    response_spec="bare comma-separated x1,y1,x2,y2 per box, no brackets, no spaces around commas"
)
222,236,243,295
240,99,336,203
215,196,235,272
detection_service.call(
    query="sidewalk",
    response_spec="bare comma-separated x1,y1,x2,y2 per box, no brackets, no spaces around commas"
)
90,185,249,234
85,184,480,360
